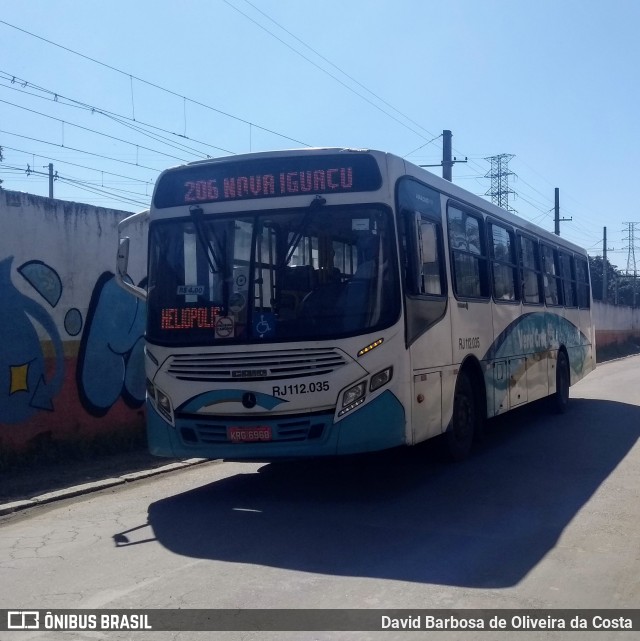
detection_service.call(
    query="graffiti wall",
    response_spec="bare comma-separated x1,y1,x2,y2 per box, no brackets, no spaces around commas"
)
0,189,147,454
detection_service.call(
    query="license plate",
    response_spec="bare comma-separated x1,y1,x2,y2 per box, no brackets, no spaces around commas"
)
228,426,272,443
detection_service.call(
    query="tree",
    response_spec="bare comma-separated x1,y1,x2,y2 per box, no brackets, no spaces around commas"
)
589,256,618,302
589,255,638,306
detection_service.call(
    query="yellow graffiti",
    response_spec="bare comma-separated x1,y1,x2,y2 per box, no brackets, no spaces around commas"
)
9,363,30,394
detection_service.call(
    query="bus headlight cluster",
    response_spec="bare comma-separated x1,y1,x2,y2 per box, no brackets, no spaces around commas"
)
156,389,172,418
339,381,366,417
340,381,366,413
147,379,174,423
370,366,393,392
338,367,393,418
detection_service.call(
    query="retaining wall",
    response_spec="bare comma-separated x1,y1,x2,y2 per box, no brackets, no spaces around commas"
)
593,300,640,348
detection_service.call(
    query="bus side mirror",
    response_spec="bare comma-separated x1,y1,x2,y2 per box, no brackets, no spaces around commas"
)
115,210,148,301
117,237,130,281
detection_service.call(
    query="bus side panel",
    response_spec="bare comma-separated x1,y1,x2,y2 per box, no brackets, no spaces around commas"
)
336,390,406,454
578,307,596,381
408,311,453,444
411,371,442,443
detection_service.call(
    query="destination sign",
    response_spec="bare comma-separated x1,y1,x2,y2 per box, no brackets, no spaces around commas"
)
153,153,382,208
160,306,222,330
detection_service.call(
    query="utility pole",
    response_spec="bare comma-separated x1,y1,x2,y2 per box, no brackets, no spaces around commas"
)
442,130,453,181
419,129,467,181
602,227,615,303
48,163,54,198
623,221,640,307
623,222,638,275
603,227,608,301
553,188,571,235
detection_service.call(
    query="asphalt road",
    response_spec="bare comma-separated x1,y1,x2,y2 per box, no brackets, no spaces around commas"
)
1,355,639,641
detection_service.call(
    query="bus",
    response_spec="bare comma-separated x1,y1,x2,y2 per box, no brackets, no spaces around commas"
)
115,148,594,461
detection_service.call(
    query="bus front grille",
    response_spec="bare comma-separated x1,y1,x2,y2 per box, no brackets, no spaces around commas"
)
178,415,330,444
166,348,348,382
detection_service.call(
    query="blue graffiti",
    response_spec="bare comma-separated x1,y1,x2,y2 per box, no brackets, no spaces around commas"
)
77,272,146,416
0,256,64,423
18,260,63,307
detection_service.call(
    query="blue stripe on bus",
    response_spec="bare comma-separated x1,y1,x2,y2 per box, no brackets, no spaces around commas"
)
483,311,590,364
146,390,405,459
178,389,288,413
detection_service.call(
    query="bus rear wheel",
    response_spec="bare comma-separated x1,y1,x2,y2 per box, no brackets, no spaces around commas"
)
554,351,570,414
446,371,476,461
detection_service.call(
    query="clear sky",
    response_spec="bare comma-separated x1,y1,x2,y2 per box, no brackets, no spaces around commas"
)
1,0,638,265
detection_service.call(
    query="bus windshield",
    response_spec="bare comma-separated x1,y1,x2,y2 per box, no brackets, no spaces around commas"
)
146,204,400,345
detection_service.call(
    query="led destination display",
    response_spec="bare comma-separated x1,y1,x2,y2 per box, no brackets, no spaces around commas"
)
153,153,382,207
160,307,222,330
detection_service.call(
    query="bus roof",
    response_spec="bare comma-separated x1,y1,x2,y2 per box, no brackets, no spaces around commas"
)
156,147,587,255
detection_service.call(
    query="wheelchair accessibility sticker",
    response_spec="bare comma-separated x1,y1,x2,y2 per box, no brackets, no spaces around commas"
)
254,313,276,338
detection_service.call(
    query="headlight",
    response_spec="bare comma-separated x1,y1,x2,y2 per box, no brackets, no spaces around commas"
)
155,388,173,421
145,378,156,401
342,381,366,407
338,381,366,417
370,367,393,392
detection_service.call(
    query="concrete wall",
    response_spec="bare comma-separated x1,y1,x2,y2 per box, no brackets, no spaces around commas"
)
593,300,640,348
0,189,147,455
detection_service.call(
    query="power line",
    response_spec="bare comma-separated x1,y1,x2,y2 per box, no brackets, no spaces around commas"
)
54,175,148,207
1,143,154,186
0,96,192,164
0,20,312,148
0,161,148,207
0,128,162,172
222,0,436,143
403,134,443,159
0,72,235,156
236,0,440,142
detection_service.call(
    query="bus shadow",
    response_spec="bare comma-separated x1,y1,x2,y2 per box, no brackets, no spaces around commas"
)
143,398,639,588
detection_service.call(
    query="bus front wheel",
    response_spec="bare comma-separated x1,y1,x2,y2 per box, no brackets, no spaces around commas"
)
446,371,476,461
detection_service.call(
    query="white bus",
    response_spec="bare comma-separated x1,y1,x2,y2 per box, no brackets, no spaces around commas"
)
116,148,594,461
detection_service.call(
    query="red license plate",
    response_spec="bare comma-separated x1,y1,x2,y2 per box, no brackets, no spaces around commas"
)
228,426,272,443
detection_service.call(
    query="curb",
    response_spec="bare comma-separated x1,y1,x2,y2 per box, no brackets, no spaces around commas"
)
0,458,209,517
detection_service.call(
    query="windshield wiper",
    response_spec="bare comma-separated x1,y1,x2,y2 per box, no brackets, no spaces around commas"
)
282,195,327,267
189,205,222,274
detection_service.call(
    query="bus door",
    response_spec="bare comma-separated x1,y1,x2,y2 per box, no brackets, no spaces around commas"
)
446,203,493,383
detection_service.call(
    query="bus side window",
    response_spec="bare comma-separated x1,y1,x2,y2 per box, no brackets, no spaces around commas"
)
447,205,490,299
541,244,561,306
559,251,577,308
489,222,518,301
519,235,542,304
575,257,591,308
